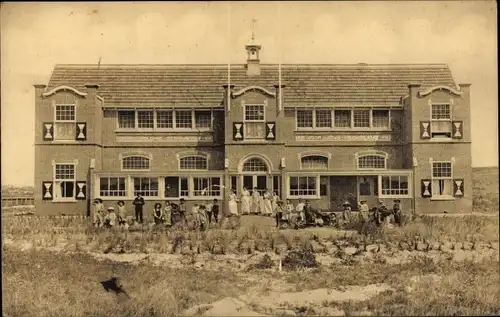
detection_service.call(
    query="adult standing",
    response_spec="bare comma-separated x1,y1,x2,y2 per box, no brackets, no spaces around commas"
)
393,199,402,226
227,189,239,217
240,187,251,215
271,191,280,216
262,188,273,217
358,200,369,222
133,193,145,224
92,198,105,228
251,187,261,215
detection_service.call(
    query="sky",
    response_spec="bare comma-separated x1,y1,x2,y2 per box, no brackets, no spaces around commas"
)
1,1,497,186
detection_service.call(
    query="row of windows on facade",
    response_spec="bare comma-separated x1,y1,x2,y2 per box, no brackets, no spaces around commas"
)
48,103,455,140
120,154,388,171
50,161,454,200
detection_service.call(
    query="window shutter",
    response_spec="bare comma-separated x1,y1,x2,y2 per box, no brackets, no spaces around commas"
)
76,122,87,141
42,181,53,200
233,122,244,140
452,121,463,139
76,181,87,200
420,121,431,139
453,179,464,197
421,179,432,197
265,121,276,140
43,123,54,141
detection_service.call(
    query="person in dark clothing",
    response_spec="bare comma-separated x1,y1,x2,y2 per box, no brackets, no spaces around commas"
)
211,199,220,224
153,203,163,225
393,199,402,226
178,198,187,225
133,193,145,224
303,201,315,224
275,200,284,228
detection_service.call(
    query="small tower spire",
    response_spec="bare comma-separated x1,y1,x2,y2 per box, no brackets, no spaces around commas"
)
245,18,261,76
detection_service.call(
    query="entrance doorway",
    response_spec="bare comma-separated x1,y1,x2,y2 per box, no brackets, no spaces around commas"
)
242,175,268,196
358,176,379,208
330,176,358,210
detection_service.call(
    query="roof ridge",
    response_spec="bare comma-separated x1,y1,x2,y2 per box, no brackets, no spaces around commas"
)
53,63,451,68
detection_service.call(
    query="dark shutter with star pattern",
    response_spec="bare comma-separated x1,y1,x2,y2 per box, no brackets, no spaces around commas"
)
76,122,87,141
76,181,87,200
265,122,276,140
43,122,54,141
453,179,464,197
421,179,432,197
233,122,244,141
42,181,53,200
452,121,463,139
420,121,431,139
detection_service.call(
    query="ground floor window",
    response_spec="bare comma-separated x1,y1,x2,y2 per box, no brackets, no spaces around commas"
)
54,163,76,201
381,175,409,196
289,176,317,197
432,161,453,197
273,175,281,196
134,177,159,196
164,176,222,198
193,177,221,196
99,177,126,197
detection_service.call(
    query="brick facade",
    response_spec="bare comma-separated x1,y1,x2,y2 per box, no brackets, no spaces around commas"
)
33,45,472,217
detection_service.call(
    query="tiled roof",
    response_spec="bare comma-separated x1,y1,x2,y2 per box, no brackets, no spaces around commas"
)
46,64,457,107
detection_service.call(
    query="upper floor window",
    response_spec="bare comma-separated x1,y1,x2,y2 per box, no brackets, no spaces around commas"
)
431,104,452,139
296,108,390,130
54,104,76,140
301,155,328,170
122,156,150,170
179,156,208,170
117,109,213,130
244,104,266,139
357,155,387,169
54,163,75,201
432,161,453,197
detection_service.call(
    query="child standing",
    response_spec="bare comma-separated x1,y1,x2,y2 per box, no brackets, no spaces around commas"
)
212,199,220,224
117,200,127,226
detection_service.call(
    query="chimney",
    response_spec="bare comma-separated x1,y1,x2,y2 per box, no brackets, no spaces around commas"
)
33,84,47,97
408,83,422,97
458,83,471,98
273,84,286,111
222,84,235,114
245,44,261,76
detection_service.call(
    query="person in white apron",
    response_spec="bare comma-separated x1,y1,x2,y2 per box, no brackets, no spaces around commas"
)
262,189,273,216
240,187,251,215
251,187,261,215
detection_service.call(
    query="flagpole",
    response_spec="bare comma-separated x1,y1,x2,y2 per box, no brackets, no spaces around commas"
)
278,1,282,112
227,1,231,113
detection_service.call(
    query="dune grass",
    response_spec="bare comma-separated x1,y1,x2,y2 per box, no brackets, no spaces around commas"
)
2,247,248,317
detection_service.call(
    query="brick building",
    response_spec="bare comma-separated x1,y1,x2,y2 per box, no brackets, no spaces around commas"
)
34,43,472,216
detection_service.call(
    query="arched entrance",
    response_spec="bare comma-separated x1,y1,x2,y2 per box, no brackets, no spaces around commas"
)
238,155,272,196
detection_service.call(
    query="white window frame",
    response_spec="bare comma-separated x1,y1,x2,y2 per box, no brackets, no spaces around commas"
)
53,103,76,141
192,176,222,197
430,103,453,140
116,109,213,131
300,155,329,170
288,175,320,199
165,175,223,200
244,103,266,139
431,160,454,199
378,174,411,198
295,108,392,131
178,155,209,171
132,176,160,197
356,153,388,170
121,155,151,171
52,161,77,202
99,176,127,197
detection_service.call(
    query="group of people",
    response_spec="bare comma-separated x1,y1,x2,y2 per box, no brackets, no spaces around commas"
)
341,198,403,227
91,193,221,230
91,189,404,230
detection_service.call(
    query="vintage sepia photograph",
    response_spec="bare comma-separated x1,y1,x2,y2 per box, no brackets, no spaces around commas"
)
1,1,498,316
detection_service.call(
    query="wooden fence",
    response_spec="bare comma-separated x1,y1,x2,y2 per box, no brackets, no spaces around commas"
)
2,197,35,207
